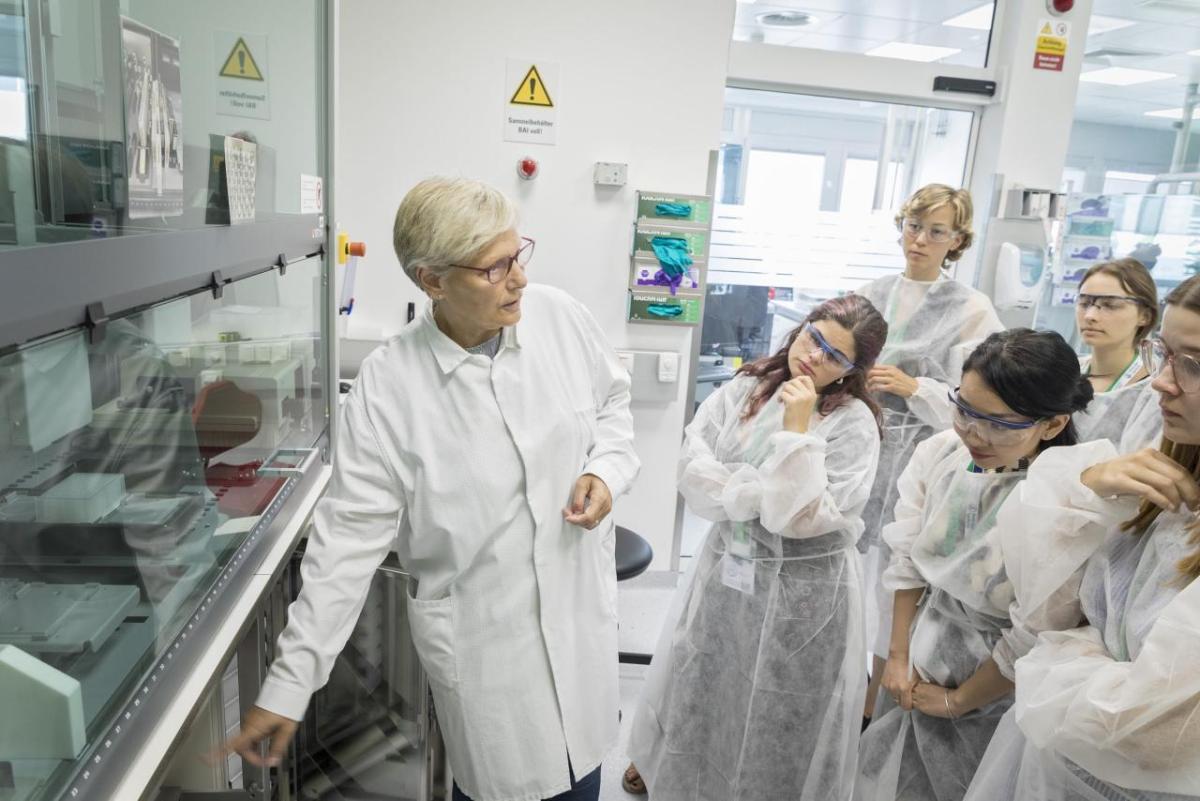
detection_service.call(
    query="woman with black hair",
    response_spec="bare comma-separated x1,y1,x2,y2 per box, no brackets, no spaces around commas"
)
856,329,1095,801
625,294,887,800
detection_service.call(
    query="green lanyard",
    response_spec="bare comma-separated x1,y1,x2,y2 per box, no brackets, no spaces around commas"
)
1086,355,1141,393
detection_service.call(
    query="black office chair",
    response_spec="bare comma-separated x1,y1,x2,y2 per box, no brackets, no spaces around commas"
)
615,525,653,582
615,526,654,666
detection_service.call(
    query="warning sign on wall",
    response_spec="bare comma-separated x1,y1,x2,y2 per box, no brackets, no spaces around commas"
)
1034,19,1069,72
504,58,559,145
510,65,553,107
215,31,270,120
220,37,264,80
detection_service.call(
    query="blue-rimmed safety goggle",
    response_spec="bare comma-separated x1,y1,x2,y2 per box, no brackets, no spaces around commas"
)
947,390,1037,430
804,323,856,373
947,389,1044,446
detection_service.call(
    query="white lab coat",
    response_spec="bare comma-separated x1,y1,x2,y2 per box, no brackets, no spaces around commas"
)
255,285,640,801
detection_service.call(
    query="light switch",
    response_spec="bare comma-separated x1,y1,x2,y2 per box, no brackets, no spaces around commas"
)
657,352,679,383
616,351,635,376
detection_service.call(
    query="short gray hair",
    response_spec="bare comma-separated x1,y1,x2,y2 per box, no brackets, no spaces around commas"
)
392,177,518,289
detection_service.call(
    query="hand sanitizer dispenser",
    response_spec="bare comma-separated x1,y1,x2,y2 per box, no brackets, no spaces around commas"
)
994,242,1046,311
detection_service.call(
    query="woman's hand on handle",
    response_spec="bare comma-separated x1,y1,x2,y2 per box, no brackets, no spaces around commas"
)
214,706,299,768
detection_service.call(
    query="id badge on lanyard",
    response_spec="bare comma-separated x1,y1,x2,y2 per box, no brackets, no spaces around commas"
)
964,501,979,536
722,521,756,594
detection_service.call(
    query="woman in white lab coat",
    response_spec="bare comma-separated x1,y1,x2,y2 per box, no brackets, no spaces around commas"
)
856,184,1004,720
855,328,1095,801
224,177,640,801
964,275,1200,801
1071,258,1160,448
625,294,887,801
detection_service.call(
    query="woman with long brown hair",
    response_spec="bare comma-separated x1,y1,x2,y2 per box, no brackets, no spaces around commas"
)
623,294,887,800
1072,257,1160,447
964,275,1200,801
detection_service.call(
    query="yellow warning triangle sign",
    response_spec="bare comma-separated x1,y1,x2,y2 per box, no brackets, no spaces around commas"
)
510,65,553,107
219,37,264,81
1040,22,1053,34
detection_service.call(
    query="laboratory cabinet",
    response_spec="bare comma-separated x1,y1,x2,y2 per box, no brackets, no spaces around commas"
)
1,0,444,798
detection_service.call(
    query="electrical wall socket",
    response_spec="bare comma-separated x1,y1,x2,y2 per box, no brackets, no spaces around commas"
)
593,162,628,187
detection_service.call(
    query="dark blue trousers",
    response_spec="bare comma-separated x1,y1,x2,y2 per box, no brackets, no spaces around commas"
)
452,765,601,801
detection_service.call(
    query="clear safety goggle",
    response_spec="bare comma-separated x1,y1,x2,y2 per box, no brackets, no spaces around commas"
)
897,218,958,244
1075,293,1144,313
948,390,1041,446
1141,336,1200,394
798,322,856,373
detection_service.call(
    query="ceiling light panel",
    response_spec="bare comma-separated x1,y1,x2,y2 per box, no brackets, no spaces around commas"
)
865,42,962,62
1087,15,1137,36
1079,66,1176,85
942,3,994,30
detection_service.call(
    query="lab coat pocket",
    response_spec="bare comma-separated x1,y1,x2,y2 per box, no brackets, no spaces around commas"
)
405,593,458,690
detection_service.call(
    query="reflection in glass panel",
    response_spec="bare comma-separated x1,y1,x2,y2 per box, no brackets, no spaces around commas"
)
0,256,327,801
1102,170,1155,196
0,0,324,249
296,561,429,800
1035,192,1200,352
731,2,994,68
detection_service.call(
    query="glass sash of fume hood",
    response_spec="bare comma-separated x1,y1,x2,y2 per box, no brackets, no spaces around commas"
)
0,256,329,801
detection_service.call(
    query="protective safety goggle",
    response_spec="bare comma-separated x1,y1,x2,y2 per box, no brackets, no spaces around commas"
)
948,390,1041,446
1075,293,1144,313
1141,336,1200,394
799,322,856,373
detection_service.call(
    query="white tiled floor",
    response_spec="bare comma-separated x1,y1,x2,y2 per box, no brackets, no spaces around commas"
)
680,508,709,559
598,663,649,800
599,570,681,800
616,569,680,656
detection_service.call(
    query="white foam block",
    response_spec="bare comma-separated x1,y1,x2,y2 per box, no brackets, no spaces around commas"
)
0,644,86,758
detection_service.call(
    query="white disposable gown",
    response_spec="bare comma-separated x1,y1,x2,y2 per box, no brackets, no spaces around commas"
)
965,445,1200,801
1074,356,1159,449
855,432,1101,801
628,373,880,801
855,274,1003,656
1115,382,1165,454
255,285,640,801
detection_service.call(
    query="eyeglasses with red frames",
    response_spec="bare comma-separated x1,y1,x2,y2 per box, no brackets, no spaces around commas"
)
447,237,535,284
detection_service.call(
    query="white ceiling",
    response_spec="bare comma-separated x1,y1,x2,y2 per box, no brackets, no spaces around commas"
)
733,0,1200,132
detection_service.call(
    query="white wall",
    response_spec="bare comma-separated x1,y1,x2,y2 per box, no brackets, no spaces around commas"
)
337,0,735,569
966,0,1095,302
